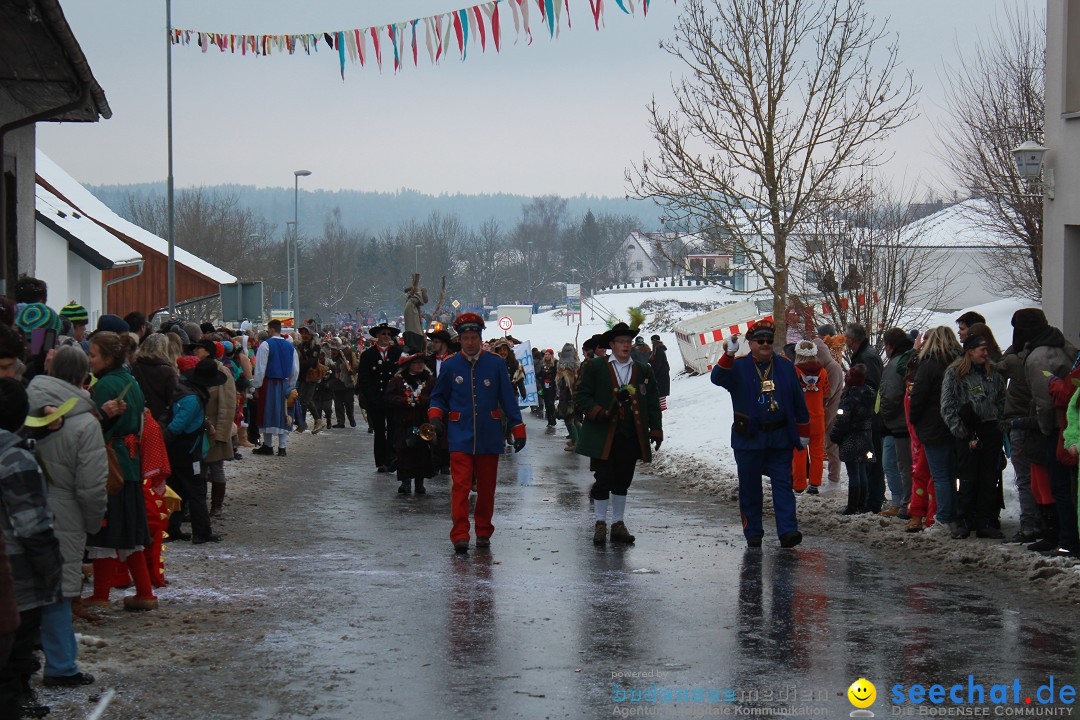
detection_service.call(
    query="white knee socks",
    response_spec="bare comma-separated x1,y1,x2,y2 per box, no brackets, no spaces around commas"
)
594,498,608,522
611,494,626,523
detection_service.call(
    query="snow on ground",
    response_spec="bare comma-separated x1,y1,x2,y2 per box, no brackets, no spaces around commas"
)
510,289,1080,604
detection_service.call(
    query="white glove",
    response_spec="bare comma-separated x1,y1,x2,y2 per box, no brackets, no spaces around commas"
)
799,436,811,449
724,335,740,354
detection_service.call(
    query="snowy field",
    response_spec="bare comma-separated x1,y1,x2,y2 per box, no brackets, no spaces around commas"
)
505,288,1080,603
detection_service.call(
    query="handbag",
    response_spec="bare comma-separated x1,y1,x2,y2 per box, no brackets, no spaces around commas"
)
105,444,125,495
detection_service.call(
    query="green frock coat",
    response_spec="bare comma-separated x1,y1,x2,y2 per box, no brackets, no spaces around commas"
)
574,356,662,462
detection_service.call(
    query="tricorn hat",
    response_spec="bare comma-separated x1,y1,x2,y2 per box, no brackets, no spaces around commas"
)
427,329,453,344
368,322,400,338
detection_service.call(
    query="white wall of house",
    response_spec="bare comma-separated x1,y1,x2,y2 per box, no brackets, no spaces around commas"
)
1044,0,1080,339
35,220,104,325
0,89,36,290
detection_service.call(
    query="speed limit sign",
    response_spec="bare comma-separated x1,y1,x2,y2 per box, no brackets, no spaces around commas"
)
498,316,514,331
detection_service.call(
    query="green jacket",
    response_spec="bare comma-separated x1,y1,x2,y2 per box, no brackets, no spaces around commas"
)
1064,386,1080,452
574,356,662,462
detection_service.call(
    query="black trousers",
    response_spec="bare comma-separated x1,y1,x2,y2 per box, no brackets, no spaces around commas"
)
368,406,395,468
543,390,557,425
333,389,355,425
167,446,213,538
865,425,885,511
955,428,1004,528
590,433,642,499
246,397,260,442
0,607,41,715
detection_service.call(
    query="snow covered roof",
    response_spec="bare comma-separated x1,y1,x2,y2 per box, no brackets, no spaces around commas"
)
36,185,142,269
34,150,236,284
896,199,1014,250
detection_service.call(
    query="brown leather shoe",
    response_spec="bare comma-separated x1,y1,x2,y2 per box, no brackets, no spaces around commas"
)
610,521,636,544
878,506,901,518
593,521,607,545
123,595,158,611
904,514,924,533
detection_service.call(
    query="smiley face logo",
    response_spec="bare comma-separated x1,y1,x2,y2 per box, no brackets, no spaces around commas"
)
847,678,876,709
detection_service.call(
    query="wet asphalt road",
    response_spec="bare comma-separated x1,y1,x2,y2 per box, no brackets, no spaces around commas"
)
213,416,1079,719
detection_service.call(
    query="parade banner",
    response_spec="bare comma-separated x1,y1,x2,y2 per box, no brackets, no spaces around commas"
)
170,0,675,79
514,340,538,408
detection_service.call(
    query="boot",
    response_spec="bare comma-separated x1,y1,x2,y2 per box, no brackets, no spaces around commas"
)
209,483,225,518
610,521,636,544
837,480,860,516
83,558,115,607
397,475,412,494
123,550,157,611
904,514,924,533
414,477,426,495
1027,504,1060,552
593,521,607,545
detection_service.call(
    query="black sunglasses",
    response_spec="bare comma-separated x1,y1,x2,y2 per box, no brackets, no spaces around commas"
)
751,337,774,345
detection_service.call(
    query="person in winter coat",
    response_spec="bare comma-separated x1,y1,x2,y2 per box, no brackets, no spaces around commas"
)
0,379,63,717
131,333,178,422
908,327,963,534
385,353,435,494
940,332,1007,539
877,328,916,517
711,320,808,548
1022,318,1080,555
813,337,845,484
830,364,875,515
26,347,106,687
537,350,558,427
357,323,404,472
556,343,580,451
163,358,226,547
198,342,237,519
83,331,158,612
631,337,652,366
998,310,1046,543
845,323,884,512
313,352,335,431
328,343,357,428
295,327,324,433
0,533,20,719
649,335,671,410
792,340,829,493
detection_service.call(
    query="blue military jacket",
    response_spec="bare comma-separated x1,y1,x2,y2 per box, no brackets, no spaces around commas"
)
429,350,525,455
710,352,810,450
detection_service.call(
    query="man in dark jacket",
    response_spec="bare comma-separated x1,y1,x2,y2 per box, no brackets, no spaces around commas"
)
999,309,1044,543
649,334,671,405
0,378,62,719
846,323,884,512
357,323,403,472
296,327,323,433
877,328,914,517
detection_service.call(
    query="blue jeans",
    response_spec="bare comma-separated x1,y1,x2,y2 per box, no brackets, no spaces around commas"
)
40,598,79,678
882,435,903,509
923,442,958,525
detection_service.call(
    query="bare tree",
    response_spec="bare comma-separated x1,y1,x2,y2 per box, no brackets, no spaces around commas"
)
789,183,953,345
938,7,1044,300
627,0,917,337
303,208,364,317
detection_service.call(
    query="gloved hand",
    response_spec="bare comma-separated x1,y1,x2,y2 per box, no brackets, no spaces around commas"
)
594,408,612,424
513,437,527,453
724,335,740,354
430,417,445,436
799,436,811,449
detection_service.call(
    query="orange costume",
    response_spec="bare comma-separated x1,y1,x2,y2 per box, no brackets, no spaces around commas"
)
792,361,830,491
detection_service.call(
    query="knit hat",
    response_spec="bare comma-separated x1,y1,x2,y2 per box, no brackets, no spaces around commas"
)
1010,308,1047,351
95,314,129,335
182,322,202,343
59,301,88,326
15,303,61,337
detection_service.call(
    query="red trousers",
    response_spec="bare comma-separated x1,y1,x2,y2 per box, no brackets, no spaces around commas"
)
906,433,937,525
450,452,500,543
792,428,825,491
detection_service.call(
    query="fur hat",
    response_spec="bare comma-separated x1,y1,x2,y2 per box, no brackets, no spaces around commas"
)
794,339,818,360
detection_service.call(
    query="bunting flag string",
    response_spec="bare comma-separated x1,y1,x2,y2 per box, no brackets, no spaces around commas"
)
170,0,675,79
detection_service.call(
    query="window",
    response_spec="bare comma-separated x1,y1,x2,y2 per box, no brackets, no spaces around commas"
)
1067,2,1080,114
635,261,643,271
805,269,821,286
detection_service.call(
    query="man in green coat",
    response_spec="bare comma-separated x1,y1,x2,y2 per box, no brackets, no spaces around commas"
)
576,322,663,545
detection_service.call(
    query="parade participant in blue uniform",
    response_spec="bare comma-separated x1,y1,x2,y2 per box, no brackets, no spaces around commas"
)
428,313,526,553
711,320,810,548
251,320,300,457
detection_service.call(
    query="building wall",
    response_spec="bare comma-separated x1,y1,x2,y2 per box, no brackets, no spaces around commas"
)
1044,0,1080,339
35,221,105,324
0,88,36,293
102,233,220,318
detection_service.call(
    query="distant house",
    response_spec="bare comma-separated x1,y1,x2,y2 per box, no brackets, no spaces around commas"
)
886,199,1016,311
0,0,112,294
621,231,686,282
36,150,235,318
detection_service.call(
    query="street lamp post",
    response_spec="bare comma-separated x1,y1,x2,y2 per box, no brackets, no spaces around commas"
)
293,170,311,324
284,222,295,311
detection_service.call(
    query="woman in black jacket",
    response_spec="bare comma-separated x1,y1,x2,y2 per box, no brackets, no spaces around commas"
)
131,333,178,422
907,327,963,535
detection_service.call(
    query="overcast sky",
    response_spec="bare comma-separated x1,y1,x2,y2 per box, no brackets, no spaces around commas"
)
36,0,1043,199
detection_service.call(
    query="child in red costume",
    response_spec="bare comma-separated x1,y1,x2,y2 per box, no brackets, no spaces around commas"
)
792,340,829,493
